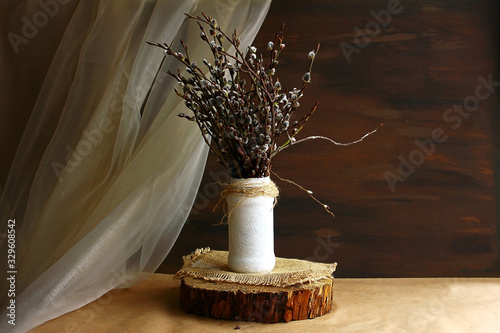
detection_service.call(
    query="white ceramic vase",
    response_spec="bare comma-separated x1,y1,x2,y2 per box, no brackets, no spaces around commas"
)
227,177,276,273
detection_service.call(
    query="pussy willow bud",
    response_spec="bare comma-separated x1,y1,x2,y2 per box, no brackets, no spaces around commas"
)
302,72,311,83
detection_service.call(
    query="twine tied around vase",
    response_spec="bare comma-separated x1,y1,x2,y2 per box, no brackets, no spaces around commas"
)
214,178,279,225
221,178,280,199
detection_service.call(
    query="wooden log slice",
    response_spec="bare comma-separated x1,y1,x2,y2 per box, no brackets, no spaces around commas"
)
179,276,334,322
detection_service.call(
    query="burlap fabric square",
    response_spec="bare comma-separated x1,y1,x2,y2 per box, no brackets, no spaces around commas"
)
175,248,337,288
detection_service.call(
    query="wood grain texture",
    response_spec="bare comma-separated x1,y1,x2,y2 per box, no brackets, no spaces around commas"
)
179,277,334,322
160,0,500,277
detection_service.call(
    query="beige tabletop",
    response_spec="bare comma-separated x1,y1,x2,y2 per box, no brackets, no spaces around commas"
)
31,274,500,333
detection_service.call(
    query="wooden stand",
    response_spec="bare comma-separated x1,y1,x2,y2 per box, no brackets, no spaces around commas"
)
179,276,334,322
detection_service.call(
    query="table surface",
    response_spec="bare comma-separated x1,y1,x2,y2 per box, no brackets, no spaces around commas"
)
32,274,500,333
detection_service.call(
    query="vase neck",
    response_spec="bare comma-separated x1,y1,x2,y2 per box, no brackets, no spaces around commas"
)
230,176,271,185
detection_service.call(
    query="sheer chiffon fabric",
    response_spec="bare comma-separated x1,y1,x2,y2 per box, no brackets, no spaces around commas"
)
0,0,271,331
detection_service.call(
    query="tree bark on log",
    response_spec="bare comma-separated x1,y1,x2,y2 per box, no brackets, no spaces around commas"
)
179,276,334,322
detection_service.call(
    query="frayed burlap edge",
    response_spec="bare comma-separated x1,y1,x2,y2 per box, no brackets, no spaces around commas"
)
175,248,337,288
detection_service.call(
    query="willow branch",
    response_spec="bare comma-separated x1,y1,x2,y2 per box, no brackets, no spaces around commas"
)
271,171,334,218
273,123,383,157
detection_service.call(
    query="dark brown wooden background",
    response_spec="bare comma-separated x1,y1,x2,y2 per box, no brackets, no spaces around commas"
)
1,1,498,278
160,0,500,277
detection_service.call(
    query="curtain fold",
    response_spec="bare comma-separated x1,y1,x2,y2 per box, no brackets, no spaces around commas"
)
0,0,271,331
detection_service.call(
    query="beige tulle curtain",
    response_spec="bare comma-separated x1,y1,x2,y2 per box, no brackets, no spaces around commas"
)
0,0,271,331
